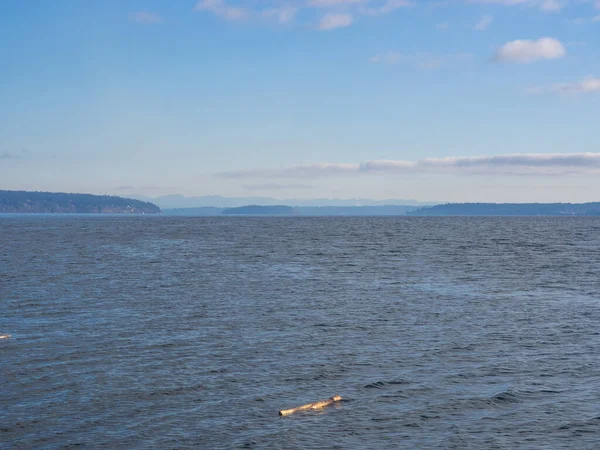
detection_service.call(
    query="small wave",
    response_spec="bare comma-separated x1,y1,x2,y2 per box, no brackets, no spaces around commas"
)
141,383,206,400
490,391,521,403
419,414,441,420
488,389,533,406
558,416,600,432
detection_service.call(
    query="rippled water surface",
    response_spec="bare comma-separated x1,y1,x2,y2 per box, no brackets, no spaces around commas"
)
2,216,600,449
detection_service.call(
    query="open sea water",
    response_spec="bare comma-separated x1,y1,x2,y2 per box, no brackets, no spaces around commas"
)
1,216,600,449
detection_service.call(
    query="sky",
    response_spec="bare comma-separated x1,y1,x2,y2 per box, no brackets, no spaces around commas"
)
1,0,599,203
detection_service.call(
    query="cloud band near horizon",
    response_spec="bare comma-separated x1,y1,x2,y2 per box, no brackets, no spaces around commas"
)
218,152,600,178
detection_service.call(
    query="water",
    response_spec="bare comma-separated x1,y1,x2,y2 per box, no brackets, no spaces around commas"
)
2,216,600,449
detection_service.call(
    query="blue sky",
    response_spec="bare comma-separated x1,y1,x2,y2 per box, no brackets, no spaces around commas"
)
1,0,599,202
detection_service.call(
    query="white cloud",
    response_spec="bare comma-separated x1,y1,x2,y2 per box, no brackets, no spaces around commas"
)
528,76,600,94
474,14,493,30
317,12,354,29
219,153,600,178
195,0,248,21
130,11,163,24
494,38,565,63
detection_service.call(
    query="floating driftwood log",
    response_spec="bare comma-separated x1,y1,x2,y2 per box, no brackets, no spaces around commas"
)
0,334,11,339
279,395,342,416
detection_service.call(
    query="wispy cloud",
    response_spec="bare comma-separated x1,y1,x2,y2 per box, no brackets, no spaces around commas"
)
130,11,164,24
317,12,354,29
243,183,315,190
360,0,413,16
192,0,591,30
195,0,248,21
527,76,600,94
197,1,300,24
195,0,412,28
474,14,493,30
370,51,402,63
308,0,367,7
493,37,565,63
261,6,298,23
218,153,600,178
370,52,473,69
570,10,600,25
466,0,565,12
220,162,358,178
538,0,564,11
570,17,587,25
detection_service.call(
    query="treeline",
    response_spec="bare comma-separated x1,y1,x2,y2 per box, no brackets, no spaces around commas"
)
0,190,161,214
409,203,600,216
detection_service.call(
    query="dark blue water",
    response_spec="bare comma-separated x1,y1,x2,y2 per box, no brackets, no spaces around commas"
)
2,216,600,449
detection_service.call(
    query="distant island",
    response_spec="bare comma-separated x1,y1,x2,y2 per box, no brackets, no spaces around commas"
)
0,190,161,214
409,203,600,216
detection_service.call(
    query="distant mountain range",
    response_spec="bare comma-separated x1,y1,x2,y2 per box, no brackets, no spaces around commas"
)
164,205,419,216
131,194,438,209
164,202,600,216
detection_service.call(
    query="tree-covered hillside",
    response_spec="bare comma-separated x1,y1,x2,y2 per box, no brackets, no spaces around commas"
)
0,190,161,214
409,203,600,216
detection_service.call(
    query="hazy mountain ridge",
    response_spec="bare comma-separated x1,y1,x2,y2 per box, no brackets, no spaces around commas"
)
164,202,600,216
222,205,295,215
164,205,419,216
132,194,438,209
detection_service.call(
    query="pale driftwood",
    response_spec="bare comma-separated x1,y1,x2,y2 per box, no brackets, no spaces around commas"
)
0,334,11,339
279,395,342,416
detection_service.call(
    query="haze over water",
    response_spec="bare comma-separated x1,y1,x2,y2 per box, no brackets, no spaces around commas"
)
2,216,600,449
